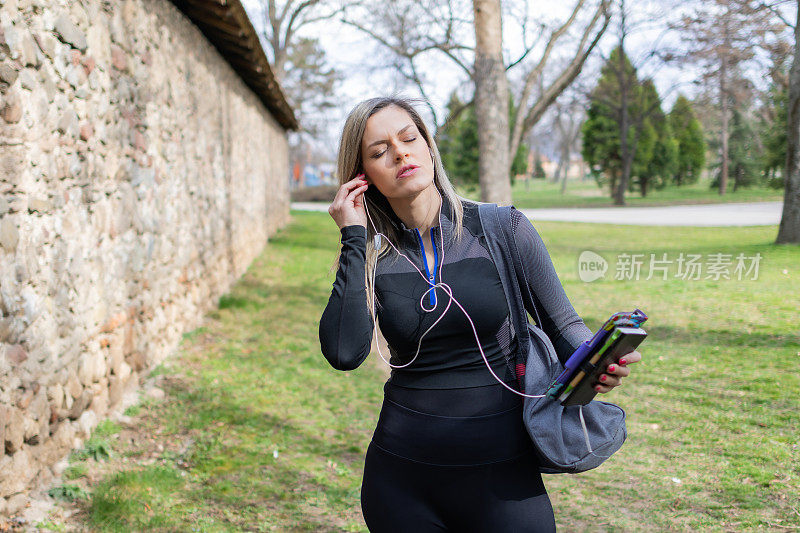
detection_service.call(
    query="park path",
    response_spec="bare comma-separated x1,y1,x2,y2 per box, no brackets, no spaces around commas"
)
291,200,783,226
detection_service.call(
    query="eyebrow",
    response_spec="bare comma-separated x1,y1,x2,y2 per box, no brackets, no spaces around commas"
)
366,124,415,149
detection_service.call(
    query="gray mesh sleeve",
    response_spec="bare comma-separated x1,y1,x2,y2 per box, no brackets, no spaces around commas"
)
510,208,593,365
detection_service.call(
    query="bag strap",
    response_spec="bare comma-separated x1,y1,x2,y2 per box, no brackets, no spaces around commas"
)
494,205,545,330
477,203,535,390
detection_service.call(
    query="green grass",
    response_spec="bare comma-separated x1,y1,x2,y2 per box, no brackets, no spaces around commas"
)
62,463,88,481
48,484,89,503
63,211,798,531
455,176,785,208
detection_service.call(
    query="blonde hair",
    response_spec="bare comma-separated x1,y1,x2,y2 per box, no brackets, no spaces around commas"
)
334,95,468,318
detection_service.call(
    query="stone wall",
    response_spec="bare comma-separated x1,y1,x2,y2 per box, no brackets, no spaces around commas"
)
0,0,290,515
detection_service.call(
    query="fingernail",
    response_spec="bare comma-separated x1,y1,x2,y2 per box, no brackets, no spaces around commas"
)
600,375,607,382
595,385,602,392
608,365,616,372
619,359,627,365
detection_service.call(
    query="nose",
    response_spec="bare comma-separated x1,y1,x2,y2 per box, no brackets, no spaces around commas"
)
393,144,409,161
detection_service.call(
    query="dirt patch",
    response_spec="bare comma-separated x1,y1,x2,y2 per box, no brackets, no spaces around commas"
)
15,371,196,532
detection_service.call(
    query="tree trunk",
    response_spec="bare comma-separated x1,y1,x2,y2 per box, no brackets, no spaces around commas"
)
612,11,631,207
608,167,619,198
719,41,730,195
776,0,800,244
615,55,630,205
616,154,631,205
559,140,571,193
553,158,565,183
473,0,511,204
560,154,570,194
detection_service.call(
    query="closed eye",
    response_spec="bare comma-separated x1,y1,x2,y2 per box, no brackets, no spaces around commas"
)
371,137,417,158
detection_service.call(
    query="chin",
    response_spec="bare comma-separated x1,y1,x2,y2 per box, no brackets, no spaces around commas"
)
393,171,435,197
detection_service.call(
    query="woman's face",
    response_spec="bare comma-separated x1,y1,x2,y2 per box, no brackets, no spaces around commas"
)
360,105,435,200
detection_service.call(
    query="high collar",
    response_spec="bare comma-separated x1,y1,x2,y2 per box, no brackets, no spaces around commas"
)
384,190,454,236
386,191,453,251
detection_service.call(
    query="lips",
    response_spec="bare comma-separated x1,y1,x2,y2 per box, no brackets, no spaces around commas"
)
397,164,419,179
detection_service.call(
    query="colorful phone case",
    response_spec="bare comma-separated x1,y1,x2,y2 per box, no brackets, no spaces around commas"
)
559,327,648,406
546,309,648,400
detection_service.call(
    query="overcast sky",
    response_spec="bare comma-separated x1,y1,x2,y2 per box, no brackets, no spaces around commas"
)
240,0,795,158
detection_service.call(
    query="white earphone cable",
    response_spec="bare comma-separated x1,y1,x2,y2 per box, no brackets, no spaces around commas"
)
361,185,616,457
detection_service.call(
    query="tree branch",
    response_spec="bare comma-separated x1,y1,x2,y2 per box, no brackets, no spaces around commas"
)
510,0,611,162
752,0,795,29
283,0,321,54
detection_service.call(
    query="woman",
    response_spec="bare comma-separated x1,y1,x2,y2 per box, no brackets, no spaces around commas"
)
319,96,641,532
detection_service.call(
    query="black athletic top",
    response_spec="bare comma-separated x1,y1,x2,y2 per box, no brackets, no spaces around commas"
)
319,193,593,389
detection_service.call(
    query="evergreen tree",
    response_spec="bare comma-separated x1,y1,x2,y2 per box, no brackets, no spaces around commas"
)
581,97,617,191
511,143,530,177
508,95,530,179
668,95,707,186
439,91,529,188
581,47,668,197
439,93,480,187
760,82,787,189
726,107,763,190
636,80,676,196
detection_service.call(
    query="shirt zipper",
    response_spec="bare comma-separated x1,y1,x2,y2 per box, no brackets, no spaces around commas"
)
414,228,438,306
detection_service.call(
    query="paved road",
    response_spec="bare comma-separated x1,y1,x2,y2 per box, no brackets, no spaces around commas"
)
291,201,783,226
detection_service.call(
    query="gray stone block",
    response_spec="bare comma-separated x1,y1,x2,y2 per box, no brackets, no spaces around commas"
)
53,13,87,51
4,492,28,515
3,408,24,455
0,217,19,251
0,62,19,87
0,448,36,498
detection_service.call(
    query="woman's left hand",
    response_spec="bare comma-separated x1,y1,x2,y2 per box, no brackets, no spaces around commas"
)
595,350,642,393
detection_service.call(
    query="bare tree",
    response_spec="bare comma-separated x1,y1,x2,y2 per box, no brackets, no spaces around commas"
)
473,0,511,202
551,95,585,193
669,0,782,195
342,0,611,203
249,0,343,137
716,0,798,242
772,0,800,243
507,0,611,177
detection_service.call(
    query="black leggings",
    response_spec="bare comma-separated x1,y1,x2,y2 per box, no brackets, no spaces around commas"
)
360,381,557,532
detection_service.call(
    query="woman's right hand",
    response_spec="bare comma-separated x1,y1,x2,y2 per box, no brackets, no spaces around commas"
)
328,174,369,229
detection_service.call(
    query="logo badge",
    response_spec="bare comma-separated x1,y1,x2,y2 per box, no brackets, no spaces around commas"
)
578,251,608,282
